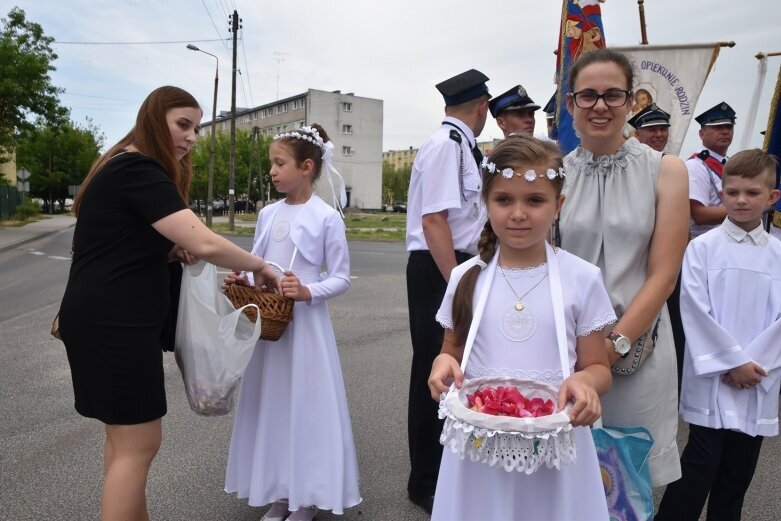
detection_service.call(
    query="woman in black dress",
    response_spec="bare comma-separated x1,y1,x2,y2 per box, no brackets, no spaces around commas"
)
58,86,280,521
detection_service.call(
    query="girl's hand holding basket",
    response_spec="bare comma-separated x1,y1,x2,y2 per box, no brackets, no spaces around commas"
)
428,353,464,401
557,372,602,427
281,271,312,302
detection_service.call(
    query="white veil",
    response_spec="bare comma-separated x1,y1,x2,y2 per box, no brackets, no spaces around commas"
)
314,140,348,217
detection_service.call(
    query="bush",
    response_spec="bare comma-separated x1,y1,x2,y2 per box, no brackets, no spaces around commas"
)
14,202,41,220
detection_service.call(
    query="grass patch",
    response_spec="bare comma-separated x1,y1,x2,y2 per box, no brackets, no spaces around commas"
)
0,216,42,227
213,212,406,241
212,224,255,236
344,212,406,230
346,228,405,241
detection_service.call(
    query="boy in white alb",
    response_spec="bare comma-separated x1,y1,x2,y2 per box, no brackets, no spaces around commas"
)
656,149,781,521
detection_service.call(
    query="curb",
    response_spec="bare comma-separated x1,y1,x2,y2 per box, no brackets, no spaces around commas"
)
0,223,76,254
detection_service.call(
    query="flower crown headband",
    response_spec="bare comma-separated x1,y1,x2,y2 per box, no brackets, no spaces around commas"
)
480,156,566,181
273,125,326,154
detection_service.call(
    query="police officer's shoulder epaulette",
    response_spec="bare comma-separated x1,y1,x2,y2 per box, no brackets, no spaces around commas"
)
449,129,462,143
697,149,710,160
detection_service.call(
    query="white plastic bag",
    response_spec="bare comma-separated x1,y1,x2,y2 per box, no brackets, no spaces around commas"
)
174,261,261,416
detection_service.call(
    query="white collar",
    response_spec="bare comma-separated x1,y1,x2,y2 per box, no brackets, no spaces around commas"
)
721,217,767,245
442,116,476,147
697,146,728,163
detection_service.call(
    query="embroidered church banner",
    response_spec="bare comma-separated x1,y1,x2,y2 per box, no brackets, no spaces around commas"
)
612,43,722,156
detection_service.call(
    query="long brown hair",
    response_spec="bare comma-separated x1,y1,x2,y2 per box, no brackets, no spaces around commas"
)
73,86,201,215
450,135,564,346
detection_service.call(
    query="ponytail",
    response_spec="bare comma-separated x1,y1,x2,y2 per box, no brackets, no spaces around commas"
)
450,221,498,346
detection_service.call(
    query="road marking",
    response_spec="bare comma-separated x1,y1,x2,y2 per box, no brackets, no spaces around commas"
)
48,256,71,260
29,251,45,256
350,276,358,279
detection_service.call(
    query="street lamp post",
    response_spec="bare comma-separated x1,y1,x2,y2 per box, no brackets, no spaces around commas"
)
186,43,218,228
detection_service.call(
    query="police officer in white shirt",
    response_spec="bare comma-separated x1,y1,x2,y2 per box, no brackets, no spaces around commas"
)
405,68,490,514
488,84,540,137
686,102,736,239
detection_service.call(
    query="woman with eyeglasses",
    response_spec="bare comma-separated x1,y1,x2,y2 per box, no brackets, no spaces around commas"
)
558,48,689,489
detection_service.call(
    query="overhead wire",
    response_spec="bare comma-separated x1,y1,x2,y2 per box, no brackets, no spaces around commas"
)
201,0,231,57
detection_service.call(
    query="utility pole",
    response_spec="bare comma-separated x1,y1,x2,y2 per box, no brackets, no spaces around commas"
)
228,10,241,230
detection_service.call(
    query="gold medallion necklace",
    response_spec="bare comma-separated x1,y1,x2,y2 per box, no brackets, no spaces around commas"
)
499,265,549,312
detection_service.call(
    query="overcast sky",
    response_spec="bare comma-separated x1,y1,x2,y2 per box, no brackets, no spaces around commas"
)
4,0,779,156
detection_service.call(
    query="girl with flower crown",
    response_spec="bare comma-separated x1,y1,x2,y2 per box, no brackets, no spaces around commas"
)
223,124,360,521
427,135,615,520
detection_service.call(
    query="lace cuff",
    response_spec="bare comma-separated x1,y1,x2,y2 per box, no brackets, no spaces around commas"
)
576,311,617,337
436,311,454,330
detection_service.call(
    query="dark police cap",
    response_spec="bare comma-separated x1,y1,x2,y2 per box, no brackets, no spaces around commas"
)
435,69,491,107
543,93,556,119
694,101,736,127
628,103,671,129
488,85,541,118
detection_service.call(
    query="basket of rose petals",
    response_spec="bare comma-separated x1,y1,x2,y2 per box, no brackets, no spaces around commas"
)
438,375,576,474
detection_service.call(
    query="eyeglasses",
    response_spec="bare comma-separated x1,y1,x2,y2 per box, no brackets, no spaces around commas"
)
569,89,631,109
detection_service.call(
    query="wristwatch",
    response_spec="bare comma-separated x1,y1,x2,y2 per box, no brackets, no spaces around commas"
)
608,331,631,358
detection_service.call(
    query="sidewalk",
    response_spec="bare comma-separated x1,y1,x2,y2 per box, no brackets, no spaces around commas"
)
0,214,76,253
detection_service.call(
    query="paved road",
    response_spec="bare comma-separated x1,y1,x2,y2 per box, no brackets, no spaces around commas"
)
1,229,779,520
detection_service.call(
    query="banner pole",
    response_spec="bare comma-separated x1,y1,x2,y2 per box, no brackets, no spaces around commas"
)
741,54,770,150
638,0,648,45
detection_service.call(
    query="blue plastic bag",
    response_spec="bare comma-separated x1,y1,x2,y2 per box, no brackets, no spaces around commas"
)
592,425,654,521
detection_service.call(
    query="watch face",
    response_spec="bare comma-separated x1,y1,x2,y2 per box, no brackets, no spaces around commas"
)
614,337,631,355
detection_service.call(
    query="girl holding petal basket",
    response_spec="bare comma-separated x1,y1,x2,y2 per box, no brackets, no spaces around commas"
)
222,124,360,521
427,135,615,520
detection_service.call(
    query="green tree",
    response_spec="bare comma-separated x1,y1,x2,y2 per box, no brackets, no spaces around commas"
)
16,118,103,212
0,7,68,162
382,161,411,205
190,128,274,209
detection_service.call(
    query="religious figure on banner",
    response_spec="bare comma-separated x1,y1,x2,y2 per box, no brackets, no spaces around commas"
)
565,0,606,60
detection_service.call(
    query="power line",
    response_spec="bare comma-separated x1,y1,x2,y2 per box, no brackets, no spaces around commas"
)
54,38,228,45
201,0,231,56
240,30,254,107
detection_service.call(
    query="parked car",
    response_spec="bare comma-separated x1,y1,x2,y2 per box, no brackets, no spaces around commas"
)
234,200,256,213
383,204,395,212
189,199,206,215
212,199,226,213
393,203,407,213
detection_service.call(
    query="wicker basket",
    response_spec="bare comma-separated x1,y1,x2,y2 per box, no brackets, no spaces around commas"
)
225,284,294,341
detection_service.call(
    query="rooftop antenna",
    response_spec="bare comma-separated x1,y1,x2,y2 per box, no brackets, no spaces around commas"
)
273,51,291,100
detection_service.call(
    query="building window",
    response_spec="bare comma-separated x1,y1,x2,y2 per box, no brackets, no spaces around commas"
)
281,103,288,113
293,99,306,110
252,112,258,120
342,146,353,156
342,102,352,112
276,106,281,115
342,124,352,134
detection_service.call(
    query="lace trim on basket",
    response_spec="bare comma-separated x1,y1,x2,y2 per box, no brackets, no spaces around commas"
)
436,311,454,331
465,363,564,386
438,400,577,474
576,311,617,337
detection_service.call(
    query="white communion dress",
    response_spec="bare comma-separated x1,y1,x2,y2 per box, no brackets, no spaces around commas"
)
224,196,361,514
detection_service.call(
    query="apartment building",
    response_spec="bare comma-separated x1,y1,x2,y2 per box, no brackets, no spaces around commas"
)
382,138,503,170
200,89,383,209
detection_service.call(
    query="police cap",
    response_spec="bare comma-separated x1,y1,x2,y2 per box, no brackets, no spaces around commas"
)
435,69,491,107
628,103,671,129
488,84,541,118
694,102,736,127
